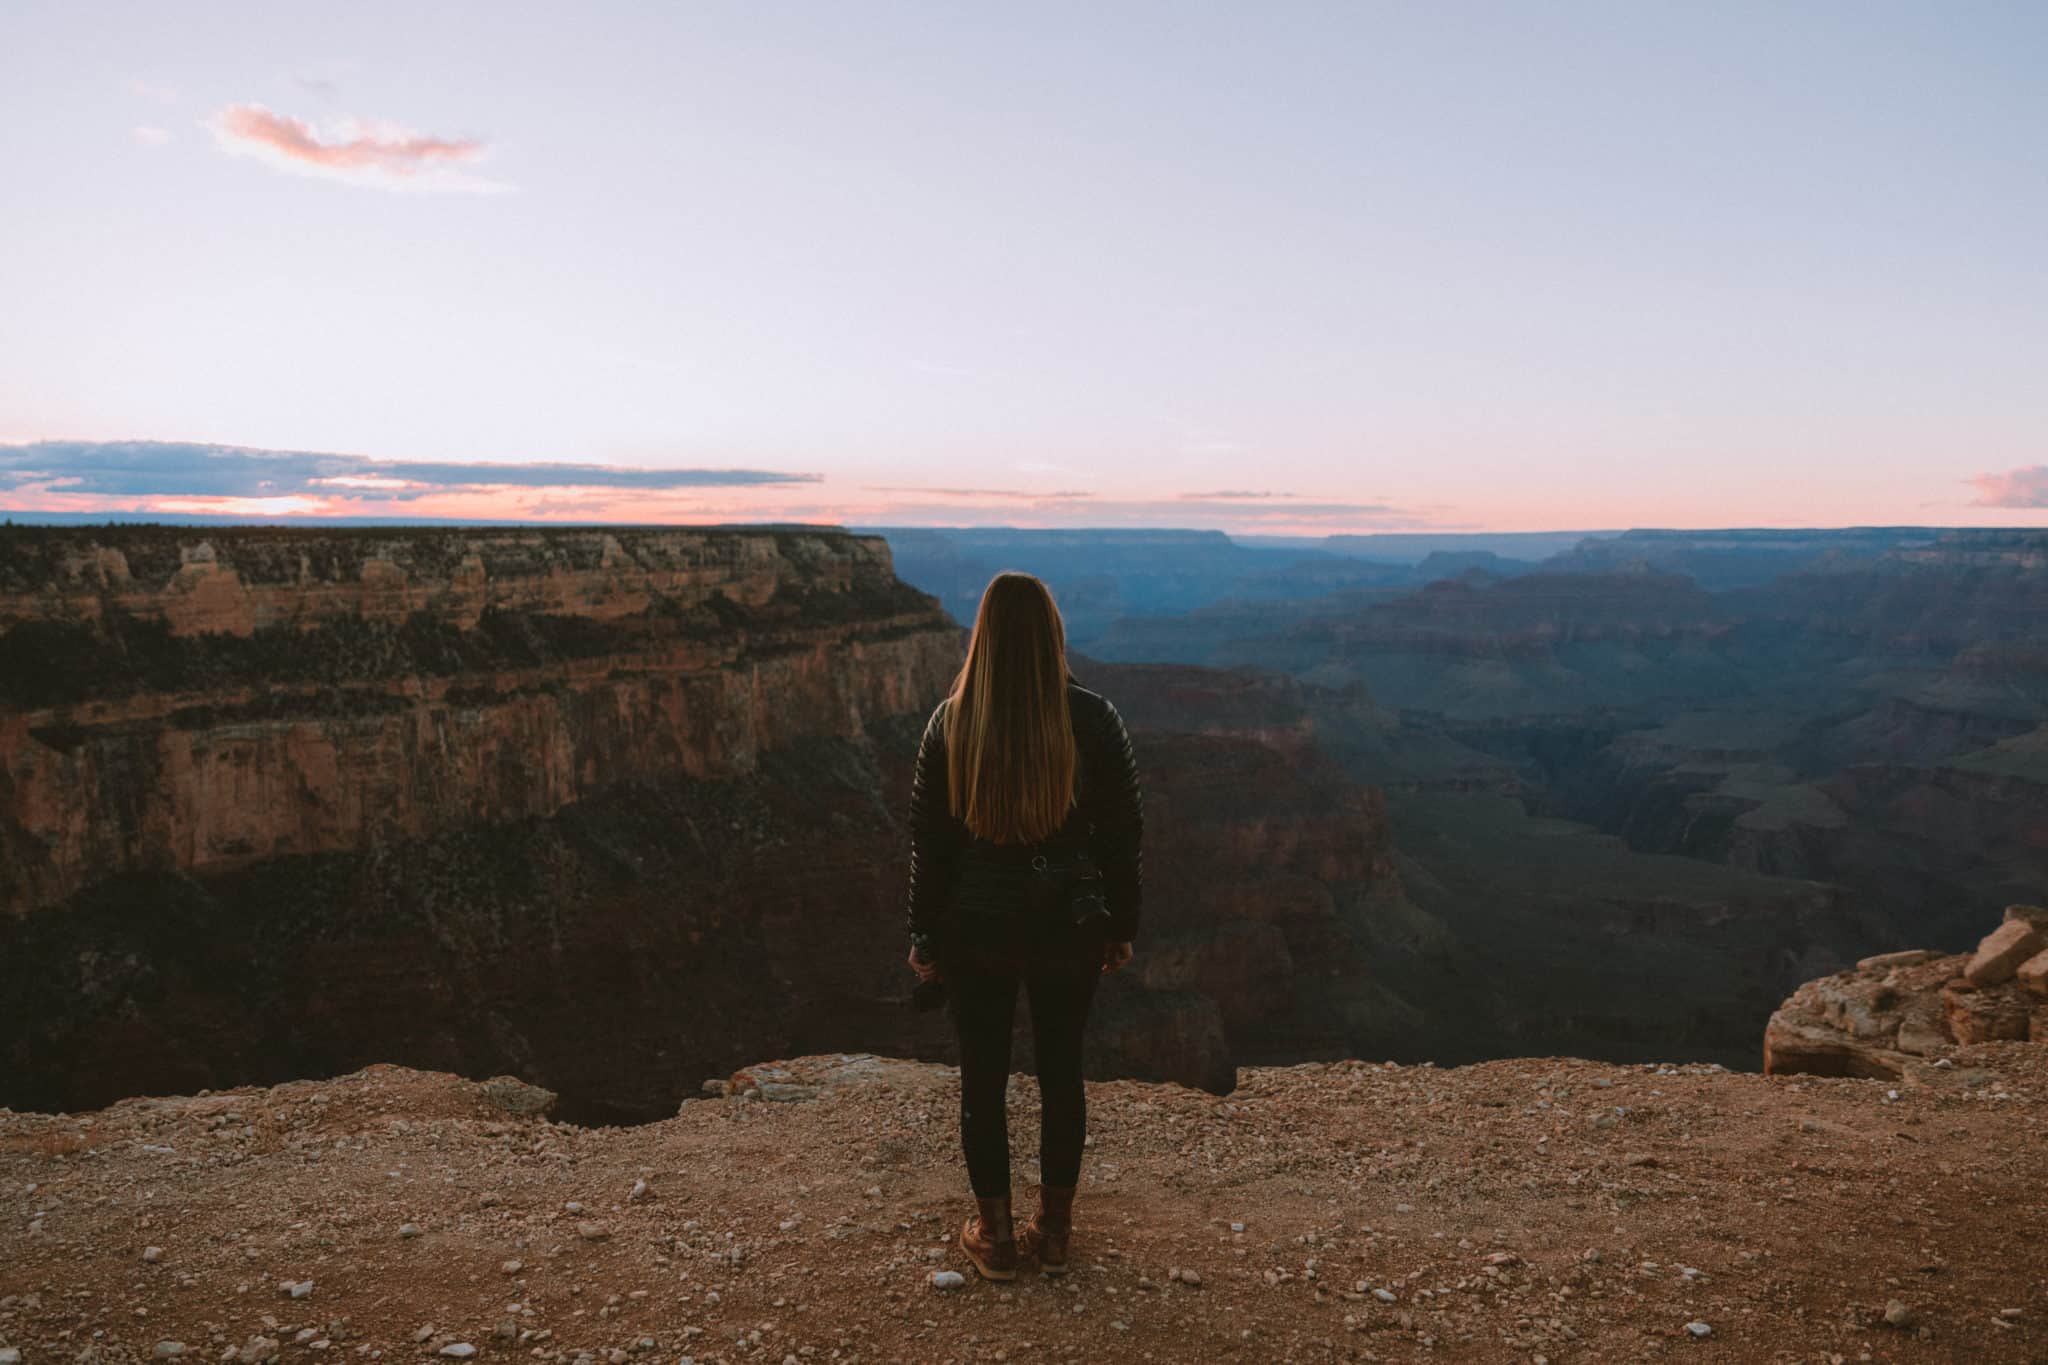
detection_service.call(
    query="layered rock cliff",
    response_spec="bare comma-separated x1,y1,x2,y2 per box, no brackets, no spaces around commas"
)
0,526,956,916
0,525,966,1118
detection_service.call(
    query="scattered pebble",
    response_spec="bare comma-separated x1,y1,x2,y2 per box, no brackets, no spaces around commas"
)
142,1245,164,1263
1685,1321,1712,1339
439,1346,477,1359
930,1270,967,1290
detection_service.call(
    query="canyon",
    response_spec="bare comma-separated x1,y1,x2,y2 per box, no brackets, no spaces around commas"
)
7,523,2045,1127
0,527,1441,1120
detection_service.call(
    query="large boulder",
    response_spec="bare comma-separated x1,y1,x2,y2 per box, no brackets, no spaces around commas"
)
1965,917,2046,986
2018,949,2048,999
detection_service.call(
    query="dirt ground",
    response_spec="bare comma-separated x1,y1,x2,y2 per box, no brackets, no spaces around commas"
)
2,1044,2044,1364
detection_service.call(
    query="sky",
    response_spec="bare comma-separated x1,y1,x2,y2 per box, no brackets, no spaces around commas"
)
2,1,2046,535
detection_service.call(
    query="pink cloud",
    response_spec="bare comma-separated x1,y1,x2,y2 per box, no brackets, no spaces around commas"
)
1970,466,2048,508
207,103,509,193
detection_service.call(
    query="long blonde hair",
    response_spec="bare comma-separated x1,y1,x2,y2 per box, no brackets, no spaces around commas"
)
945,571,1077,844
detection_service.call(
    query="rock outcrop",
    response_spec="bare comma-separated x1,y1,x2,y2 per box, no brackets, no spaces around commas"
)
1764,905,2048,1077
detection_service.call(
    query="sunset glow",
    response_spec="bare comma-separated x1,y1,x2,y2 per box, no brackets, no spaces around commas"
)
3,4,2045,533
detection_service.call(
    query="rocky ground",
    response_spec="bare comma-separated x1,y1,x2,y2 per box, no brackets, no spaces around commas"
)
3,1048,2045,1365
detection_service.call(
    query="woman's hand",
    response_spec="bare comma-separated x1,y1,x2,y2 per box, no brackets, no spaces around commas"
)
1101,940,1133,974
908,944,942,982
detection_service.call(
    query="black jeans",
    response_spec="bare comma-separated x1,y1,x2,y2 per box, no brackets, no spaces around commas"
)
944,938,1104,1198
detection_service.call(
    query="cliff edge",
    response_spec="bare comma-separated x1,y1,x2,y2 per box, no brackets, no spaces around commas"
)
4,1046,2044,1362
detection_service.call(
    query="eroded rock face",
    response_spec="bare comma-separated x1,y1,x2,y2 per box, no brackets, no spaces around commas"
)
0,525,966,1117
0,526,959,917
1764,905,2048,1077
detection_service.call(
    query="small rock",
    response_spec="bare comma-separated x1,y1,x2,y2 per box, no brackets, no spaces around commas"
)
576,1221,609,1242
1685,1321,1712,1339
1885,1300,1913,1328
143,1245,165,1263
930,1270,967,1290
439,1347,477,1360
501,1259,524,1275
1373,1288,1398,1304
481,1075,557,1118
0,1350,19,1365
398,1223,421,1240
629,1179,649,1202
279,1280,313,1299
1229,1221,1245,1233
154,1344,187,1360
565,1200,585,1214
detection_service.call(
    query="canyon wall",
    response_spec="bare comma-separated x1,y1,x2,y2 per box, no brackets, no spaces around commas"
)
0,525,969,1117
0,526,956,916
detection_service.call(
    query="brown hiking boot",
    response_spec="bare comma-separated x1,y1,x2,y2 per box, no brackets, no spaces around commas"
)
1019,1182,1075,1274
959,1193,1018,1281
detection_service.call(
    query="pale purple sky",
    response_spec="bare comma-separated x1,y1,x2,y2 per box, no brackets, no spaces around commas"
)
3,2,2045,532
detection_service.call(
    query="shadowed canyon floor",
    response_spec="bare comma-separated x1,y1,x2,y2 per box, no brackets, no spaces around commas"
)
3,1048,2045,1364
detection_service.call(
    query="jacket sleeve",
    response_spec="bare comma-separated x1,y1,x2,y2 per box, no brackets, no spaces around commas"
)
1090,697,1144,942
906,701,963,955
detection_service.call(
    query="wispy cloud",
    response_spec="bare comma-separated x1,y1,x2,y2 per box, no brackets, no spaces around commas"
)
0,440,817,507
1181,489,1276,500
862,485,1094,501
1969,466,2048,508
848,492,1437,533
206,103,510,193
132,125,172,148
129,79,179,104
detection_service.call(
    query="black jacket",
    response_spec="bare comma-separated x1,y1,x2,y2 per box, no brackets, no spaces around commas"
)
906,679,1143,954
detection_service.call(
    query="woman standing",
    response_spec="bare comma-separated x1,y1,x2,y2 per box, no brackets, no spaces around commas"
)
904,571,1143,1281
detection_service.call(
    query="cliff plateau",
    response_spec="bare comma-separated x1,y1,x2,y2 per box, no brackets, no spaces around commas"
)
2,1045,2043,1361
